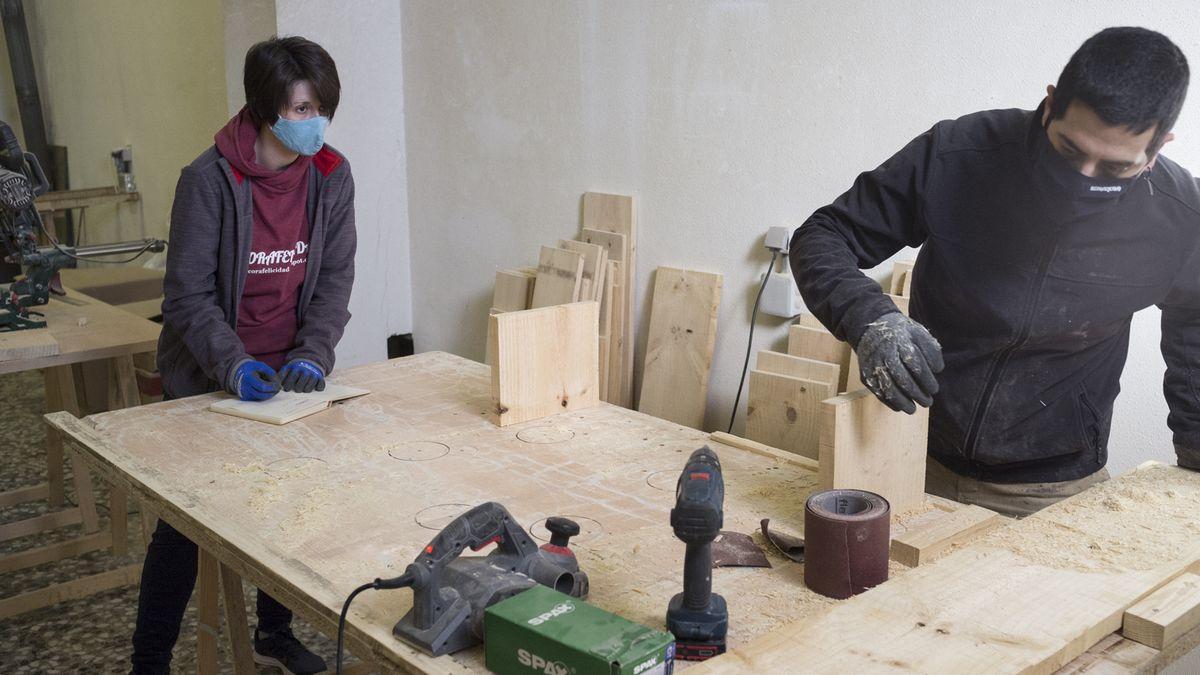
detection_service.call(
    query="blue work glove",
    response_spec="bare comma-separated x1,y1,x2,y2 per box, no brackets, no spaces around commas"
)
279,359,326,393
229,360,281,401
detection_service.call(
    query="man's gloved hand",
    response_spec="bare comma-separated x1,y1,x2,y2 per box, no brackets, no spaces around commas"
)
854,312,945,414
1176,444,1200,471
279,359,326,393
230,360,280,402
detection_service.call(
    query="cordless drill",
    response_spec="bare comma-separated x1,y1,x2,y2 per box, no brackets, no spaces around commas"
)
666,445,727,661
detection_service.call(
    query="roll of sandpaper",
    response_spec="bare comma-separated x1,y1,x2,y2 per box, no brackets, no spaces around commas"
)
803,489,890,599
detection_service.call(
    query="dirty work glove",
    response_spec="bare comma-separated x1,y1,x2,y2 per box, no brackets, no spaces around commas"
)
279,359,326,393
854,312,944,415
229,360,280,402
1177,444,1200,471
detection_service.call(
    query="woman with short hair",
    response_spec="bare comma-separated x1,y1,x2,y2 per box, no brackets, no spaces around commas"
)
133,35,355,675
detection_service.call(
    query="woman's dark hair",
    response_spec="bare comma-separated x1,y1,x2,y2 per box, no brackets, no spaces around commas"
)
1050,27,1188,153
243,36,340,126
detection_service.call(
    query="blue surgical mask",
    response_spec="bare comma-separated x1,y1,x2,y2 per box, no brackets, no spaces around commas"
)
270,115,328,156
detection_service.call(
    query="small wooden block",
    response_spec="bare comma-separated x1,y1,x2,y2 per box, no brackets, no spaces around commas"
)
819,389,929,514
493,269,535,312
745,370,836,461
1123,572,1200,649
0,328,59,362
490,302,600,426
530,246,584,308
890,259,916,296
890,504,1005,566
756,351,840,388
558,239,606,304
637,267,723,429
787,324,851,391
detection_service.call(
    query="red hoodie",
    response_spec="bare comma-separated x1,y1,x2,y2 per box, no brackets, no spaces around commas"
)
214,108,311,370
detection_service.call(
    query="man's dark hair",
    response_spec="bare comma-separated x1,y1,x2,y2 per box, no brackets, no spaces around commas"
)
243,36,340,126
1050,27,1189,153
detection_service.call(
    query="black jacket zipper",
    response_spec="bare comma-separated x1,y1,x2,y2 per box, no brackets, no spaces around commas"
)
962,228,1062,459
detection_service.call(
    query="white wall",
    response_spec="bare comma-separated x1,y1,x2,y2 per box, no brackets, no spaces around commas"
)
401,1,1200,477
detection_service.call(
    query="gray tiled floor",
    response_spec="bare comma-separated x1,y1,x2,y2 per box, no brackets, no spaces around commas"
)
0,369,339,673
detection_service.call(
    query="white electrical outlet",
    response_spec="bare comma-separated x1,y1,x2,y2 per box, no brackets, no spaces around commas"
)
765,226,790,252
760,272,801,318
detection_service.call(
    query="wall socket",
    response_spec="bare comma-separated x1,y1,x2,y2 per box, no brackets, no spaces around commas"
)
760,271,802,318
765,226,790,252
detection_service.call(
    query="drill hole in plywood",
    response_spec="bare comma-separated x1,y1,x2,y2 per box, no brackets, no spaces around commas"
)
645,470,677,492
415,503,472,531
527,515,604,546
516,426,575,444
264,456,328,478
387,441,451,462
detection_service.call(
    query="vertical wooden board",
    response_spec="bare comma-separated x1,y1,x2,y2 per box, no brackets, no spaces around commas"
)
787,325,851,391
818,389,929,514
891,259,916,296
745,370,836,461
605,260,624,404
1123,572,1200,649
490,302,600,426
493,269,535,312
845,293,911,393
530,246,584,308
756,351,840,388
558,239,605,304
582,193,636,407
890,504,1005,567
0,329,59,362
637,267,723,429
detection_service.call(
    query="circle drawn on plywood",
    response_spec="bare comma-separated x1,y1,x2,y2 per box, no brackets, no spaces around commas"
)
527,515,604,546
387,441,450,462
415,503,472,531
645,470,677,492
516,426,575,444
265,456,328,477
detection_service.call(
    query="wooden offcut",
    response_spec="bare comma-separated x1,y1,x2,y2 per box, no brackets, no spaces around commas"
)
558,239,607,303
746,370,836,461
529,246,584,308
818,388,928,514
1123,572,1200,649
890,259,916,296
492,269,535,312
490,302,600,426
582,193,636,407
637,267,722,429
756,351,840,388
890,504,1005,567
786,324,851,392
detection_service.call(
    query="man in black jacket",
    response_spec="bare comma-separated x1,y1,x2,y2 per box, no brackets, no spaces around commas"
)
791,27,1200,517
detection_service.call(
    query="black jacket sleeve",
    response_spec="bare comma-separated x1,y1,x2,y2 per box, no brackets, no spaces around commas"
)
1160,239,1200,456
790,126,936,345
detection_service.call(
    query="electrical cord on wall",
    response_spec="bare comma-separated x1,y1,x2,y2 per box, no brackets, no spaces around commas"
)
727,249,780,434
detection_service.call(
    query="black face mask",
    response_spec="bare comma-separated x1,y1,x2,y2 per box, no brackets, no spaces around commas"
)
1031,124,1141,219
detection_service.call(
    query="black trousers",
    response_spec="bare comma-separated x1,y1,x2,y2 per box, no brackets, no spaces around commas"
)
130,519,292,673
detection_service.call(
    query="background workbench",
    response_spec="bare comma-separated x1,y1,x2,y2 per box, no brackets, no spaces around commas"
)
47,352,1200,673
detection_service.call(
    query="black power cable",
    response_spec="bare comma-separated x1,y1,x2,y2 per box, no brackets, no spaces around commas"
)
727,249,780,434
336,571,414,674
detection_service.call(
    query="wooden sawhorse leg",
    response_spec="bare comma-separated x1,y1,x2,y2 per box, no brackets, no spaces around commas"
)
196,548,256,674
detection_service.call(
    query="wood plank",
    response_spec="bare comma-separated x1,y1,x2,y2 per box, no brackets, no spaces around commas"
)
0,532,111,574
221,563,257,674
197,549,220,675
786,324,851,392
582,193,636,408
0,508,83,543
558,239,606,305
492,269,535,312
845,293,911,393
708,431,819,472
490,302,600,426
1123,572,1200,649
0,563,141,620
745,370,836,461
0,482,49,508
818,389,928,514
890,259,916,296
890,504,1005,567
605,260,625,404
755,351,839,388
637,267,722,429
598,260,617,400
529,246,584,308
691,462,1200,675
0,329,59,362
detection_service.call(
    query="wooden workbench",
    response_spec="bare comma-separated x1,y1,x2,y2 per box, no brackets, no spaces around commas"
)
0,287,159,618
45,352,1200,673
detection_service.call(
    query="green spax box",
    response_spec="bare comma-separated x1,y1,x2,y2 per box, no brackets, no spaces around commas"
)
484,585,676,675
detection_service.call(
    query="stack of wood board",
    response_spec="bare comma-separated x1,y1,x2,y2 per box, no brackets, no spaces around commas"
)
485,192,636,409
637,267,722,429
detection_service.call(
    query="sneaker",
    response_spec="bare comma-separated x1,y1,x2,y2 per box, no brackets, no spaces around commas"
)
253,627,328,675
